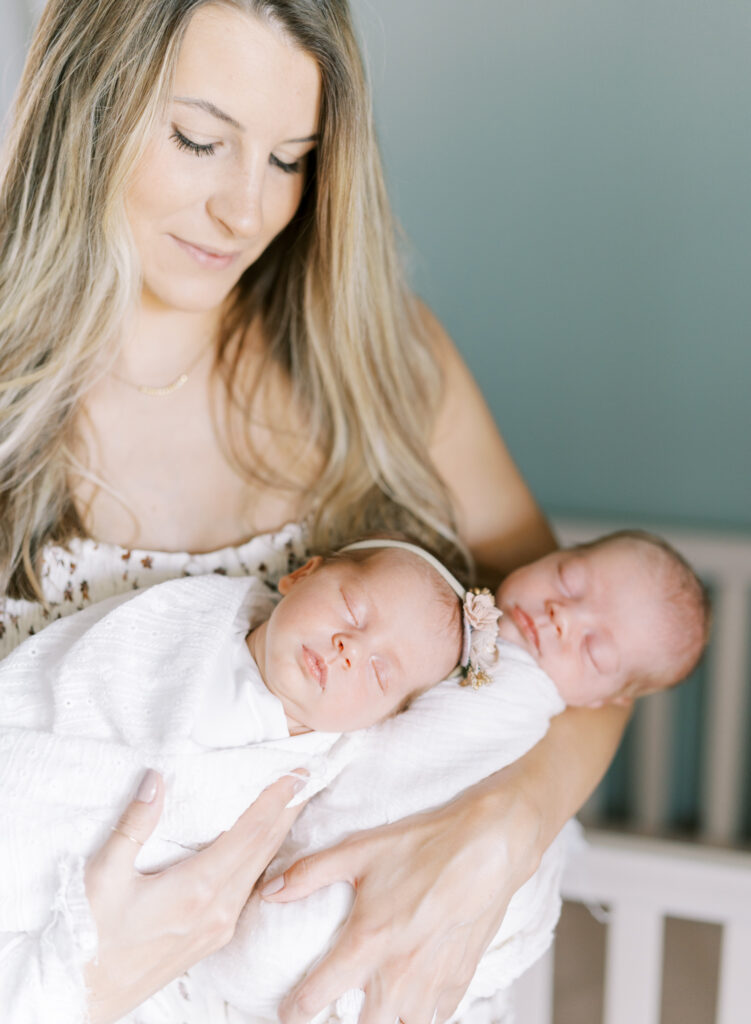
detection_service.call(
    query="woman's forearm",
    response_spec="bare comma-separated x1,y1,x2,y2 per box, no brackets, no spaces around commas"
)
482,702,630,861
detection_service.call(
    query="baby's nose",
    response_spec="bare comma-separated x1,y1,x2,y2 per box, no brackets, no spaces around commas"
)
332,633,354,669
544,601,564,639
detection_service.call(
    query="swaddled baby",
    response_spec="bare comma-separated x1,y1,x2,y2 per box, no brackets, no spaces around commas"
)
200,529,709,1024
0,532,708,1024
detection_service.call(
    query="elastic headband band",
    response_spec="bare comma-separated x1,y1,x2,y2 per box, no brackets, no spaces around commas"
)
338,539,501,689
340,539,466,598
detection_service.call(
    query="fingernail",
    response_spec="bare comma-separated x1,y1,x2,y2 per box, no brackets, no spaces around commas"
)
291,769,309,793
261,875,285,897
136,769,158,804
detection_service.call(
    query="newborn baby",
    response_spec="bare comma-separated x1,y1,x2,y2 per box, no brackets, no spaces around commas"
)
247,545,462,735
491,528,710,707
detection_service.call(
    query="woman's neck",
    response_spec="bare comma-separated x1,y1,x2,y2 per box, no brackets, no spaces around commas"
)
114,298,223,386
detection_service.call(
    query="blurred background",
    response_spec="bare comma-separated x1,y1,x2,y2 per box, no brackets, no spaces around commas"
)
2,1,750,841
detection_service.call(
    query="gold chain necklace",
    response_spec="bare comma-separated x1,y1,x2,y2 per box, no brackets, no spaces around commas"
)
112,339,215,397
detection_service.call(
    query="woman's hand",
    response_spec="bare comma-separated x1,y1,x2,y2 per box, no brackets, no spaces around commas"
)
262,775,542,1024
84,769,308,1024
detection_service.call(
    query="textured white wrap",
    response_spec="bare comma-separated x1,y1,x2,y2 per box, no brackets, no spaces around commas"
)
0,574,350,1024
191,639,568,1024
0,570,567,1024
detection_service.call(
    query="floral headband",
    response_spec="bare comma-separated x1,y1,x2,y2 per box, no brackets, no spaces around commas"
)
340,540,502,689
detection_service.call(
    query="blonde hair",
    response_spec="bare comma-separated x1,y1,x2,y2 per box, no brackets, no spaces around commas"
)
0,0,465,601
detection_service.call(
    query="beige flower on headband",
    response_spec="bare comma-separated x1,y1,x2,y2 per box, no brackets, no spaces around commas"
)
464,589,502,633
460,588,503,689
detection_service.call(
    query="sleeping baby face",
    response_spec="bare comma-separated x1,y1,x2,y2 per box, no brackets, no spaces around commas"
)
248,549,462,733
495,537,684,707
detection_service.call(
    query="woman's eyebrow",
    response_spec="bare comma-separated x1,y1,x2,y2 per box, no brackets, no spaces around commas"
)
173,97,320,144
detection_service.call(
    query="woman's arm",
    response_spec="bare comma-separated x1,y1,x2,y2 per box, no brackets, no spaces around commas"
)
269,705,625,1024
424,300,556,580
264,306,628,1024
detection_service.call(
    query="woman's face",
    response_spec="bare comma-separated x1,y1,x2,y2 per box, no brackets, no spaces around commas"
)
125,4,321,315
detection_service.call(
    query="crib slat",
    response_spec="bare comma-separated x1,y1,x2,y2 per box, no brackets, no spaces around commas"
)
603,905,663,1024
512,944,554,1024
633,689,672,832
716,923,751,1024
701,581,749,843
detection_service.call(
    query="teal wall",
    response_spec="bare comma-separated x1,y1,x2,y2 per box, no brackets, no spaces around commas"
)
351,0,751,529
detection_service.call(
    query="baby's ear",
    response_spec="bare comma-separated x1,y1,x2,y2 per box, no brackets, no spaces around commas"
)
278,556,324,595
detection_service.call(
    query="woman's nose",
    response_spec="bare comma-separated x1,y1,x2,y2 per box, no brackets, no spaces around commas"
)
208,167,265,239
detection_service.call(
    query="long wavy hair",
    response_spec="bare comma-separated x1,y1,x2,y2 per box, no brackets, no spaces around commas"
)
0,0,465,601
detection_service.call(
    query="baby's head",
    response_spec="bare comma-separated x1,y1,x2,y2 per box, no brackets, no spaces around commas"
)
495,530,711,707
250,542,463,733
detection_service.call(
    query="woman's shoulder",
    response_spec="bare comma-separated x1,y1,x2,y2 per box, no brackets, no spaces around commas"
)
0,522,309,659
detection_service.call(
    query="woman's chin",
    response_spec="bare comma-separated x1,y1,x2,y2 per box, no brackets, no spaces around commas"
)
140,277,239,317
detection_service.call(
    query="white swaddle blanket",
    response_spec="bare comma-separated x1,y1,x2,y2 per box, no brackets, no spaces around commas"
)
0,572,567,1024
192,643,569,1024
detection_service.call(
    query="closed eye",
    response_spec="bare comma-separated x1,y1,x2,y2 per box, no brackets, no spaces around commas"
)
585,634,618,676
371,656,388,694
559,558,586,598
342,591,358,627
270,153,303,174
557,564,571,597
171,127,216,157
585,637,602,673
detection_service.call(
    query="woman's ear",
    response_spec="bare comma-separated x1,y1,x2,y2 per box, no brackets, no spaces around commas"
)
278,556,324,595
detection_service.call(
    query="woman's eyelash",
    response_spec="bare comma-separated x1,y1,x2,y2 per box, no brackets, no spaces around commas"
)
170,130,302,173
270,153,302,174
171,128,215,157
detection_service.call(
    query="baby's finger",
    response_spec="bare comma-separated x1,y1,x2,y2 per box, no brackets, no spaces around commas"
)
90,769,163,877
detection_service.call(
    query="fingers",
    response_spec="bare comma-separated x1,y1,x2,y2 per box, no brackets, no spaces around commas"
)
198,771,309,881
278,940,365,1024
96,769,164,875
261,839,361,903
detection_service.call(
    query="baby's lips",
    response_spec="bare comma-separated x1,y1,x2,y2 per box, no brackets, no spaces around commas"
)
302,645,327,689
511,605,540,653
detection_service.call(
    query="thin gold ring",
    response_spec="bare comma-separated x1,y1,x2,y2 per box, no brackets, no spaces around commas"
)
111,824,144,847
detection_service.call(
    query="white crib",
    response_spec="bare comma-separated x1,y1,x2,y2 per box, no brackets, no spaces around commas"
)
511,518,751,1024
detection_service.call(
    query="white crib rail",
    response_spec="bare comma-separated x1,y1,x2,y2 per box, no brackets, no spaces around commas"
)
553,518,751,843
513,830,751,1024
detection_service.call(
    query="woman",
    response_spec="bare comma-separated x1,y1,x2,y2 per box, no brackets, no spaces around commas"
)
0,1,628,1021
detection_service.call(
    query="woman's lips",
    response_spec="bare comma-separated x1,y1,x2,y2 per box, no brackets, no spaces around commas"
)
302,645,327,690
170,234,239,270
510,606,540,654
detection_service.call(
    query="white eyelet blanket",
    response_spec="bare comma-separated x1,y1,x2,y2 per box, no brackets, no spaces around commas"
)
0,532,569,1024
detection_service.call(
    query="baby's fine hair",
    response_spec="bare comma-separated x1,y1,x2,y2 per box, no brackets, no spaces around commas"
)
578,529,711,695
